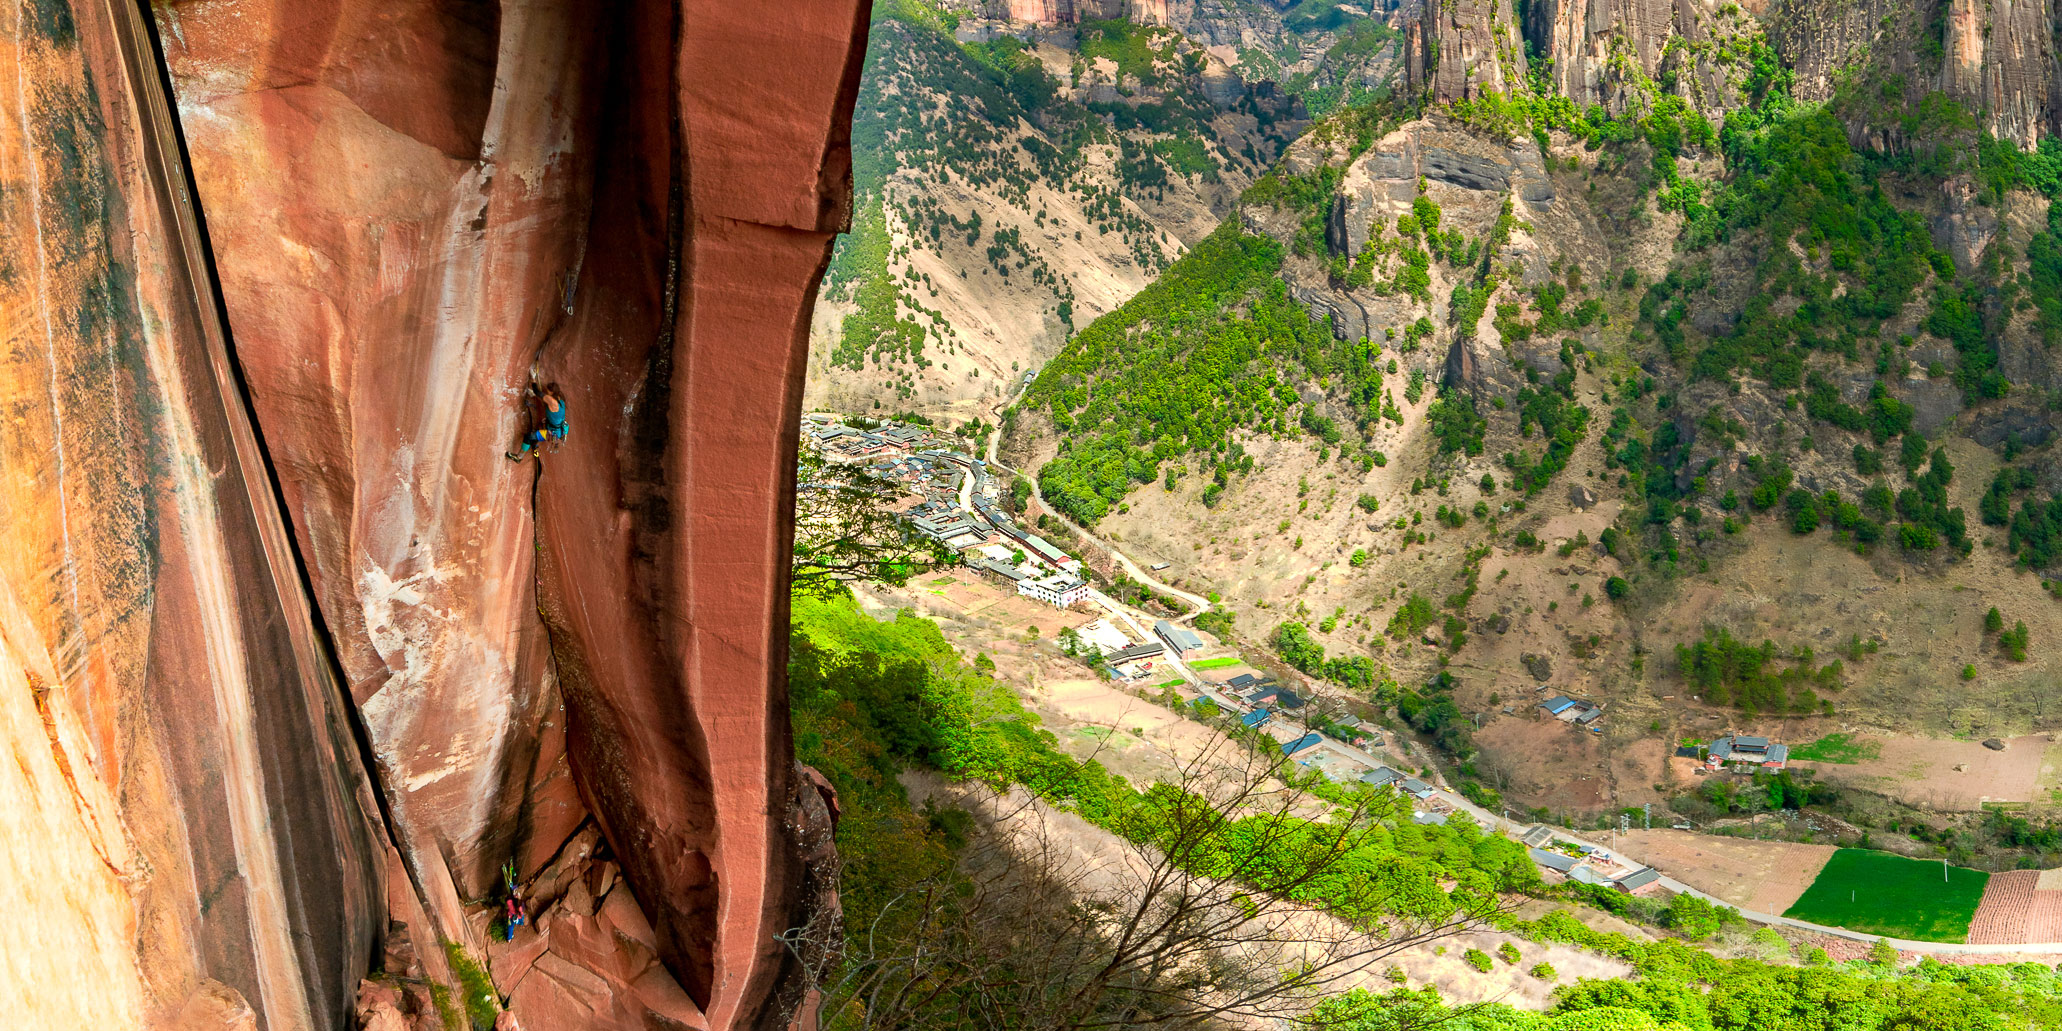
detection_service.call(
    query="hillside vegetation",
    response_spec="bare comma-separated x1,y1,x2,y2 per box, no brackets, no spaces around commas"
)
998,13,2062,830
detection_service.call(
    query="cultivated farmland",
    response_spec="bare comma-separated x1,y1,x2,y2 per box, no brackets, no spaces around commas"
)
1967,869,2062,945
1782,849,1989,943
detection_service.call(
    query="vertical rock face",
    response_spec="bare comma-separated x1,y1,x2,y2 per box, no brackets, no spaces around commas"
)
155,0,593,936
1520,0,1739,115
4,0,862,1026
1408,0,1527,102
147,0,864,1027
1774,0,2061,148
0,1,385,1028
1939,0,2062,147
528,4,859,1021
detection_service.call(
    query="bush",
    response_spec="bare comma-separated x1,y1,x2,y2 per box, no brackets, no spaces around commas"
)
1357,493,1380,513
1605,576,1630,600
1463,947,1493,973
1498,941,1521,964
2001,621,2030,661
1899,523,1940,550
1664,893,1729,940
1530,961,1558,981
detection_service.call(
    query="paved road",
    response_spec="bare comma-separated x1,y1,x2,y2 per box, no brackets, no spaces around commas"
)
1411,779,2062,955
983,382,1212,623
981,373,2062,956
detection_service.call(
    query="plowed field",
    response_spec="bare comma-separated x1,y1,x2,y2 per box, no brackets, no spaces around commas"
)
1967,869,2062,945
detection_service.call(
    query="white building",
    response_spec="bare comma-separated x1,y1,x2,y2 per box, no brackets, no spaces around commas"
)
1019,573,1088,608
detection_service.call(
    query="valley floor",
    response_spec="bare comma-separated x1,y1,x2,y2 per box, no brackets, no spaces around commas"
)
854,571,2062,952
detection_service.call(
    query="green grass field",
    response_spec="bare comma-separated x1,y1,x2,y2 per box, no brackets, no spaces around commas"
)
1188,657,1242,669
1782,849,1988,942
1787,732,1881,764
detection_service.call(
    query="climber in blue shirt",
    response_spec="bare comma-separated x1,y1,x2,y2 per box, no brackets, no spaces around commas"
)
507,383,569,461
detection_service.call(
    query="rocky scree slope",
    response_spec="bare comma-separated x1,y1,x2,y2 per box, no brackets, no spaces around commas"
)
0,1,867,1029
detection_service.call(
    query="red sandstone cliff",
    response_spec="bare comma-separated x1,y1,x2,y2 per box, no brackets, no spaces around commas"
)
0,1,384,1026
1,0,865,1028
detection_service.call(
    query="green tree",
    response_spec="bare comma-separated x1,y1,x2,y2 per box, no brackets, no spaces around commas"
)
793,449,951,594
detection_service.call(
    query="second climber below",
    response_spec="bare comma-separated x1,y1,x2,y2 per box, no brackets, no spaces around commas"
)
507,382,569,461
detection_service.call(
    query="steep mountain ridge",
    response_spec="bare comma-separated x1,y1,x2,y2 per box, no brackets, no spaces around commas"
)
804,1,1429,421
805,8,1309,420
1005,5,2062,824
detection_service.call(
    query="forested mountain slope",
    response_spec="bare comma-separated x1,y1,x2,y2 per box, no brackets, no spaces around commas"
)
803,0,1409,421
1003,0,2062,824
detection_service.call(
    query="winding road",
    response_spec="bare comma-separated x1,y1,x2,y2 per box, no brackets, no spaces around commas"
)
979,379,2059,956
983,379,1212,622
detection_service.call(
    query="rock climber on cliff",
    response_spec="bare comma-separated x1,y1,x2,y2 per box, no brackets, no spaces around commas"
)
506,383,569,461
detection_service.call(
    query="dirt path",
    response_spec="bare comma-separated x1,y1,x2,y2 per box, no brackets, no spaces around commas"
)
1612,830,1835,915
1801,734,2053,811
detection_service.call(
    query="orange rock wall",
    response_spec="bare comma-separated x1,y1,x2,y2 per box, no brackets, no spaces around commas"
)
152,0,864,1026
0,0,386,1027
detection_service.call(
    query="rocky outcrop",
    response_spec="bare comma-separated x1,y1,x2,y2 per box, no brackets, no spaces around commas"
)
1520,0,1743,116
1775,0,2062,148
1939,0,2062,147
1408,0,1528,102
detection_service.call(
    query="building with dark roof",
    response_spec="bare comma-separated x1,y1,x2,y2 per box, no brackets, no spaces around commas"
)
1106,641,1165,665
1361,766,1403,788
1283,733,1323,756
1240,709,1272,729
1615,868,1662,894
1529,847,1578,873
1706,735,1790,769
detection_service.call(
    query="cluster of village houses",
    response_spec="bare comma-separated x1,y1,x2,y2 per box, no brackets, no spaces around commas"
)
805,416,1094,611
1518,824,1666,895
808,417,1734,900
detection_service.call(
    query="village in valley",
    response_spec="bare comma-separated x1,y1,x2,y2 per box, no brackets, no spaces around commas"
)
800,412,1833,909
